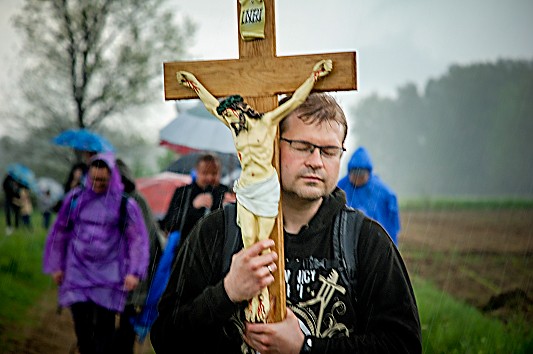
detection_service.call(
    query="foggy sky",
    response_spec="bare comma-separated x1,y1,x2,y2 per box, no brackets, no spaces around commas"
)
1,0,532,143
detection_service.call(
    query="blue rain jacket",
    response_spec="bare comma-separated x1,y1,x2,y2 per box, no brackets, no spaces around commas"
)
131,230,181,342
338,147,401,244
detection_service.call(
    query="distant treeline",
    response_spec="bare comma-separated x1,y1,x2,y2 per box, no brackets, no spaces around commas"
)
351,59,533,198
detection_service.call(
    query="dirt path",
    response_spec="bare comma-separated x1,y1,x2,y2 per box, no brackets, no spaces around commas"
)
7,290,153,354
18,291,77,354
6,208,533,353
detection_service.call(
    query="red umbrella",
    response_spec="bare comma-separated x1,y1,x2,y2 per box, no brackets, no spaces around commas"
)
136,172,192,220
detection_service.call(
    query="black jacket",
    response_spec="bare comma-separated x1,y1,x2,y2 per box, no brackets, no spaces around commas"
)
159,182,229,241
3,175,20,201
151,188,421,353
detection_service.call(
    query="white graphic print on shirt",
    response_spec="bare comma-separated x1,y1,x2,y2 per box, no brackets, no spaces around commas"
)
229,256,353,353
286,256,352,339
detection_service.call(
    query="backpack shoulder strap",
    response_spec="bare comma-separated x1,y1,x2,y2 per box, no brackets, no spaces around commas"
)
66,187,84,231
332,206,365,299
222,203,242,275
118,192,130,234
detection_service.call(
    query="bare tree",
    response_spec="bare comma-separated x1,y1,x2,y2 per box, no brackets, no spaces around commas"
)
12,0,194,131
3,0,195,178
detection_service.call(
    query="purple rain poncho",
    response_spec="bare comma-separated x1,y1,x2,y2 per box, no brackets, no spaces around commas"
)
43,152,149,312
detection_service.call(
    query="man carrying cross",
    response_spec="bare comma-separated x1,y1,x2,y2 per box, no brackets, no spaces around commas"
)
150,92,422,353
152,2,420,352
175,59,332,323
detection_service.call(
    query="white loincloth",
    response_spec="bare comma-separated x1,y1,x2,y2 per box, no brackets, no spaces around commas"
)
234,173,280,217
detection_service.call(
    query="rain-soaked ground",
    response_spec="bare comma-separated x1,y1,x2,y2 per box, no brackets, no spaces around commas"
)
5,208,533,353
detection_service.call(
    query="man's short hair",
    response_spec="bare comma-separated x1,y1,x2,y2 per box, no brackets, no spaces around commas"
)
196,153,221,170
90,159,110,170
279,93,348,143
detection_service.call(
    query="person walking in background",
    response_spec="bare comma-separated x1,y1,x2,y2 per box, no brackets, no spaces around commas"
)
17,186,33,231
63,162,88,194
43,152,149,354
53,162,88,213
2,174,21,235
151,93,421,353
137,153,229,340
338,146,401,245
113,158,166,354
159,153,229,246
37,189,55,230
54,153,97,213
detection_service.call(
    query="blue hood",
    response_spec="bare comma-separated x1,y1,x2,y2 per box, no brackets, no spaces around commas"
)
347,146,373,173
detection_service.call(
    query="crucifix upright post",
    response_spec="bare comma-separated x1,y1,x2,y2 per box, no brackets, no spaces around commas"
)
163,0,357,322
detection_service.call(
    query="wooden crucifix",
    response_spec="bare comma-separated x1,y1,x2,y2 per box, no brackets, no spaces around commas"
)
163,0,357,323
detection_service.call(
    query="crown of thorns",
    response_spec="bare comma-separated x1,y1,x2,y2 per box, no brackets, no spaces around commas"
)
216,95,244,115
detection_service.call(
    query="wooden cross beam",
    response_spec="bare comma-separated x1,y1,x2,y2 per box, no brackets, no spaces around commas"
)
163,0,357,323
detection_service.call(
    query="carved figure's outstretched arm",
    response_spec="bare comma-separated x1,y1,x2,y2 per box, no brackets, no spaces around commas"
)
266,59,333,125
176,71,230,128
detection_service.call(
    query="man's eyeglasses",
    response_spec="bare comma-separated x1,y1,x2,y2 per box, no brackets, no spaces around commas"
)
280,137,345,158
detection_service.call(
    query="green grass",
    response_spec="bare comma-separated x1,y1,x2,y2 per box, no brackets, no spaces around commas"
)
1,210,532,352
400,197,533,210
414,276,533,353
0,213,52,349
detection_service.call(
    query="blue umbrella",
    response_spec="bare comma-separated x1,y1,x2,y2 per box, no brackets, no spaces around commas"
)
7,163,38,192
52,128,115,152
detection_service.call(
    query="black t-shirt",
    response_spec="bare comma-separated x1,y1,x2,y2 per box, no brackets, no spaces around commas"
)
285,227,357,341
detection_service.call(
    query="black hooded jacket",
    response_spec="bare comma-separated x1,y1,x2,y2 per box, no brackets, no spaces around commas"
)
159,182,228,242
151,188,421,353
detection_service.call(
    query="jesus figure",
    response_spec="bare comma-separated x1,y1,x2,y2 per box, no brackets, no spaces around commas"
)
176,59,332,322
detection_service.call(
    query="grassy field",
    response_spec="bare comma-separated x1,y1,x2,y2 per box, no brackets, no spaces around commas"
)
0,218,52,351
414,277,532,353
1,208,532,353
400,196,533,210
